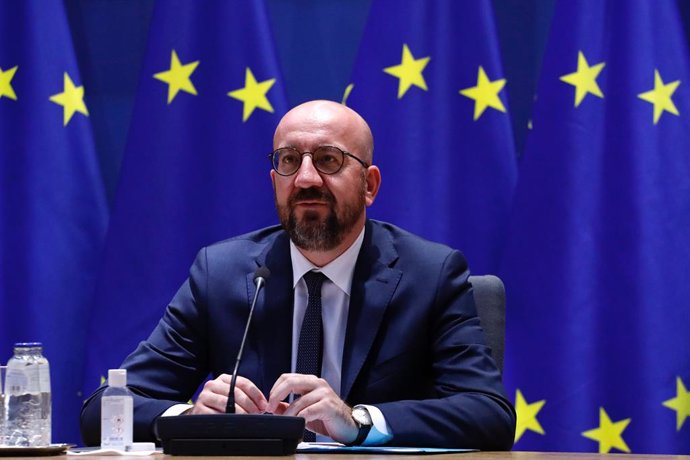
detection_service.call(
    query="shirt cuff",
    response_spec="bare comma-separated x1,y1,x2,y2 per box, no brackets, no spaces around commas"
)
161,403,193,417
360,405,393,445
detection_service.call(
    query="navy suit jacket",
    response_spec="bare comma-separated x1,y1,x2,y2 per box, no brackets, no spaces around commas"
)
81,220,515,449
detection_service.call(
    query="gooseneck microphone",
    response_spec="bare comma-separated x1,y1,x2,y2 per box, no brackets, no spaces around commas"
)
155,266,306,456
226,266,271,414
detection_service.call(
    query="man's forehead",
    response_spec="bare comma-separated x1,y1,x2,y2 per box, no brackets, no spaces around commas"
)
280,102,352,128
275,105,355,142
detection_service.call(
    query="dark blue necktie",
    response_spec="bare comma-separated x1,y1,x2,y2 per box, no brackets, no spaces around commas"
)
296,270,326,441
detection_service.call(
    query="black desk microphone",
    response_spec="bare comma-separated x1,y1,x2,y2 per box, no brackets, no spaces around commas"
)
156,266,305,456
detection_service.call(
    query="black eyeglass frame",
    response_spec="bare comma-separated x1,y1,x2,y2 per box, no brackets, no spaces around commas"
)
268,145,369,176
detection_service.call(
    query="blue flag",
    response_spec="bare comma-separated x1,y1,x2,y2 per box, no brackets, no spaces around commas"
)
82,1,288,398
501,0,690,454
345,0,517,274
0,1,108,444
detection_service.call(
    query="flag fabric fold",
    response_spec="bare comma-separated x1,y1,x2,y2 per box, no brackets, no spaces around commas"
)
81,0,289,400
502,0,690,454
0,1,108,444
344,0,517,275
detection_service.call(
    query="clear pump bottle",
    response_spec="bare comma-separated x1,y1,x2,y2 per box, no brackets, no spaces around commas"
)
100,369,133,450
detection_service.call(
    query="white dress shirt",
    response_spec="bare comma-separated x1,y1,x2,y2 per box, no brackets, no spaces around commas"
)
289,229,364,397
289,227,391,445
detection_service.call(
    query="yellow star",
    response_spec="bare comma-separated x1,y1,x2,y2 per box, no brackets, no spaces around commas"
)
49,72,89,126
638,69,680,124
663,377,690,431
514,389,546,442
227,67,276,122
459,66,507,120
153,50,199,104
383,44,430,99
0,65,18,100
582,407,631,453
560,51,605,107
342,83,354,105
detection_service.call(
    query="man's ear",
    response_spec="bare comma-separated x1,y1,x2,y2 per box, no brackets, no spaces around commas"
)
364,166,381,207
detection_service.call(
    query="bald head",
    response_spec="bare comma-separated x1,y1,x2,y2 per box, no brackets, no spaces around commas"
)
273,100,374,163
270,100,382,264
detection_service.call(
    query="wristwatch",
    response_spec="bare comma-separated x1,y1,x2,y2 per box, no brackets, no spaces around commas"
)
348,405,373,446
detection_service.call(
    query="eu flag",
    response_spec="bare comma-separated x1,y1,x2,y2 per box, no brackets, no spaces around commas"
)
81,1,289,399
501,0,690,454
0,1,108,444
345,0,517,274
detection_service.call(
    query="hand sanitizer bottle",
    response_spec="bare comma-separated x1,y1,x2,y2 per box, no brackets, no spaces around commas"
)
100,369,133,450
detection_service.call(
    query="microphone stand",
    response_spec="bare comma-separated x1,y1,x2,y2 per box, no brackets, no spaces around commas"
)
155,267,305,456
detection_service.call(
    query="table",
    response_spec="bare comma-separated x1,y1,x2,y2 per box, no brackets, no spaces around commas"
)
1,452,689,460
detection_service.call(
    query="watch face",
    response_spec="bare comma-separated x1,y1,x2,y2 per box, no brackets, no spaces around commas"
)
352,406,372,426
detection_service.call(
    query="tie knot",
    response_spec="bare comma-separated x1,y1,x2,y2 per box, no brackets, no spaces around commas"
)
303,271,326,294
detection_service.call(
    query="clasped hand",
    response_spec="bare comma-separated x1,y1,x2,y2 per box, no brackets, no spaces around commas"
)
188,373,358,443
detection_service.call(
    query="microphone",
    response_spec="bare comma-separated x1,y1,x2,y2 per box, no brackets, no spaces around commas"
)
226,266,270,413
155,266,305,456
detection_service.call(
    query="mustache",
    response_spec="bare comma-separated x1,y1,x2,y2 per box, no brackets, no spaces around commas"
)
289,187,336,205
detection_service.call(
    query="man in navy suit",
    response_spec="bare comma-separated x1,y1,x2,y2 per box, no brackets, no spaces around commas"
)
81,100,516,449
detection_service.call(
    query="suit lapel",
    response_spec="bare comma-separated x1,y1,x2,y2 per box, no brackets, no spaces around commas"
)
341,221,402,401
253,232,294,393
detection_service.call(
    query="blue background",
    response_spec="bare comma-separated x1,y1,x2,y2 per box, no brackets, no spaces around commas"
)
3,0,690,452
64,0,560,205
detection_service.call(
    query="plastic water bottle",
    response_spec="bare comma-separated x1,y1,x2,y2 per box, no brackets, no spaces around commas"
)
4,343,51,446
101,369,133,450
0,364,7,445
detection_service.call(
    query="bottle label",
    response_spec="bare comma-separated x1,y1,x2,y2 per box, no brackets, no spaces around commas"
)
101,396,133,448
5,368,29,395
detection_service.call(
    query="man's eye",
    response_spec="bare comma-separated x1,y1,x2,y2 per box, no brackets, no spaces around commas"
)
317,154,337,164
281,154,299,164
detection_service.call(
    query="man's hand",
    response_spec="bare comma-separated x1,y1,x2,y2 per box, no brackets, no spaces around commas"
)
188,374,268,415
266,373,359,443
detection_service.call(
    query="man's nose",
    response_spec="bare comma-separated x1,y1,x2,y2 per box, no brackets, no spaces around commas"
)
293,155,324,189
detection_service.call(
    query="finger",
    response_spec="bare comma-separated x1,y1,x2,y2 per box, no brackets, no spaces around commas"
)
288,396,355,442
212,374,267,414
281,385,332,418
267,373,322,411
206,374,233,395
234,376,268,412
193,374,255,414
286,396,333,436
265,374,293,413
233,387,262,414
271,401,290,415
191,381,228,414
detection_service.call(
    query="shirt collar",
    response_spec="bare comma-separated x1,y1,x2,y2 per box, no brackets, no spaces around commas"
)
290,226,366,295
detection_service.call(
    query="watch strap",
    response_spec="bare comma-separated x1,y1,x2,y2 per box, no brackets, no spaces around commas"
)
347,406,373,446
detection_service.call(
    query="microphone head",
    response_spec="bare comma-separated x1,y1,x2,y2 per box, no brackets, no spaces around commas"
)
254,266,271,285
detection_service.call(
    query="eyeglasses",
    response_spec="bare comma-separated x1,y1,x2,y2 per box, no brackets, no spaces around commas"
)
269,145,369,176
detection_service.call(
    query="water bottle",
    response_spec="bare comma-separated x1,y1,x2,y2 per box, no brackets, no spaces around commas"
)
1,364,7,445
4,343,51,446
101,369,133,450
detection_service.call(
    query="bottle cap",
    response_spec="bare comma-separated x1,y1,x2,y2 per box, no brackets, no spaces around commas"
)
14,342,42,348
108,369,127,387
